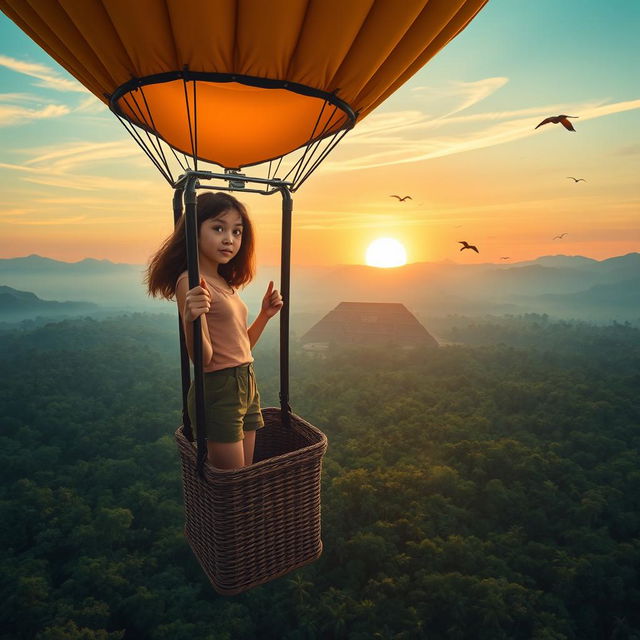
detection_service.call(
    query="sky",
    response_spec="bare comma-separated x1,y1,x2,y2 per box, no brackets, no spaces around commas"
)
0,1,638,267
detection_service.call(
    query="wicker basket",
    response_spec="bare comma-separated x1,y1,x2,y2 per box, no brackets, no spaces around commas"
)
175,406,328,595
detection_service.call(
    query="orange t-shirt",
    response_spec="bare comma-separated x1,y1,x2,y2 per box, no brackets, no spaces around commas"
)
176,272,253,372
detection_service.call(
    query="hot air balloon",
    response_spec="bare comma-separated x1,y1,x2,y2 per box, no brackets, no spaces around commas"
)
0,0,488,595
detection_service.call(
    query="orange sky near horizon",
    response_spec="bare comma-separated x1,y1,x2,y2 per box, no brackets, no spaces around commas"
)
2,157,637,267
2,111,638,267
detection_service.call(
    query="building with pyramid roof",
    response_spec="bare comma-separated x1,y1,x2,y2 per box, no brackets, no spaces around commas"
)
301,302,438,349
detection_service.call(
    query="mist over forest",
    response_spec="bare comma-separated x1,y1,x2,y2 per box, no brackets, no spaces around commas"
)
1,252,639,328
1,311,639,639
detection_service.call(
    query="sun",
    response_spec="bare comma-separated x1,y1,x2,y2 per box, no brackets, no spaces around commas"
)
365,237,407,268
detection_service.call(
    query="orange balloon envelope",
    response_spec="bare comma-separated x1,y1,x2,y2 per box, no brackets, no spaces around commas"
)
0,0,488,172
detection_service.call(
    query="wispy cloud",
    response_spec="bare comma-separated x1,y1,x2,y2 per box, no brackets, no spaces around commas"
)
74,95,108,114
0,55,101,126
326,77,640,172
1,214,157,226
25,141,139,172
0,54,83,92
0,208,33,217
0,92,47,102
32,195,163,211
0,161,40,172
411,77,509,117
22,174,153,193
1,140,152,192
2,215,87,226
615,143,640,156
0,202,159,226
0,102,69,126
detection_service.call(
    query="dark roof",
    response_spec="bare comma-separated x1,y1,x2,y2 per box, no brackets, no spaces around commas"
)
301,302,438,347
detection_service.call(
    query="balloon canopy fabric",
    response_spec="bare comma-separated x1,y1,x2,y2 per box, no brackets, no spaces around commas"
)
1,0,488,171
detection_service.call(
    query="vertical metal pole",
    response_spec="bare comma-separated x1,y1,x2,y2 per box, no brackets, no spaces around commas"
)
279,187,292,428
173,187,193,440
184,176,208,475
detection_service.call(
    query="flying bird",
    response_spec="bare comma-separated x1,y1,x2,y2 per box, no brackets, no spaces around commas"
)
459,241,479,253
553,233,568,240
390,195,412,202
567,176,586,182
500,256,511,260
535,115,579,132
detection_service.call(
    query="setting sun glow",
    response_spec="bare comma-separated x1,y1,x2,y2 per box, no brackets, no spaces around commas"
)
365,238,407,268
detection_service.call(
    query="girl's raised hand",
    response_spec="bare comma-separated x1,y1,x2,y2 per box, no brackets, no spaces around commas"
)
261,280,283,318
183,277,211,322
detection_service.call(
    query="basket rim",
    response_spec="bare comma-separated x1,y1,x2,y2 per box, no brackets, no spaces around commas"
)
175,406,327,478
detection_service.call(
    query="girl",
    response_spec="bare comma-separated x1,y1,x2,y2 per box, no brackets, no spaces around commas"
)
146,192,283,470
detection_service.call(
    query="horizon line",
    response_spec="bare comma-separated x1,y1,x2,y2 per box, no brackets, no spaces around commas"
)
1,251,638,268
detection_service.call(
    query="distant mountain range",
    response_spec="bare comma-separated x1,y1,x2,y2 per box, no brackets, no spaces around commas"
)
1,253,638,324
530,277,640,315
0,285,98,320
0,255,168,311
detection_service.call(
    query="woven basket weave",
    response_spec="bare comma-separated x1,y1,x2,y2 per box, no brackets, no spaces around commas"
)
175,406,328,595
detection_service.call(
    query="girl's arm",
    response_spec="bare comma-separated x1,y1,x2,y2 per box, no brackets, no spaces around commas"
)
248,310,270,349
248,281,284,348
176,277,214,366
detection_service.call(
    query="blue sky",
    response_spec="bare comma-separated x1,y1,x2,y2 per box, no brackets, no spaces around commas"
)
0,0,638,265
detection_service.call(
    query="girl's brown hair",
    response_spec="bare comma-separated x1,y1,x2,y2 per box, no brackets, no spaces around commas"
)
146,191,255,300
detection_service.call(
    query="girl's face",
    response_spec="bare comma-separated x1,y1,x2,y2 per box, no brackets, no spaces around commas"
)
198,208,243,267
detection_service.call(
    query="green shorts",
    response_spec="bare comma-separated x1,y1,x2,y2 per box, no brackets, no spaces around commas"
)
187,362,265,443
